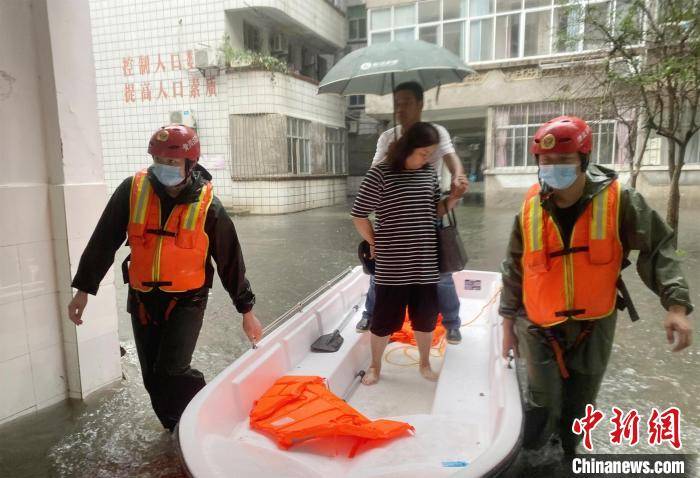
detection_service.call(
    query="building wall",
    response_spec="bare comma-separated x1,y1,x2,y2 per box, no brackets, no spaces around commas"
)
224,0,347,50
0,0,121,425
89,0,348,212
485,167,700,210
90,0,232,196
230,178,348,214
360,0,700,209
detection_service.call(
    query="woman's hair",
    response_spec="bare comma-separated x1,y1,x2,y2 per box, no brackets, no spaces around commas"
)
385,122,440,171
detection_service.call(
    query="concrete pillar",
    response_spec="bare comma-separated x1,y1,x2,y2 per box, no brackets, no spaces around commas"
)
0,0,121,424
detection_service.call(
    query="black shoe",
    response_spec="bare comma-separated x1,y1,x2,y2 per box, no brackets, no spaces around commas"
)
356,317,370,332
446,328,462,344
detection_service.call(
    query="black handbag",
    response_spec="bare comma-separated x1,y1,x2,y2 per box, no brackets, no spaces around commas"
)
438,206,468,273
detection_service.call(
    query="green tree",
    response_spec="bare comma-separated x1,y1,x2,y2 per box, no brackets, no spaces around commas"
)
566,0,699,245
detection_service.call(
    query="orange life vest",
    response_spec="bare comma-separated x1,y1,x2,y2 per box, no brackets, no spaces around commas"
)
390,311,445,346
520,180,623,327
127,170,213,293
250,375,414,457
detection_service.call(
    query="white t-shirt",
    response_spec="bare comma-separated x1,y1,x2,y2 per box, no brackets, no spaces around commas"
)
371,123,456,185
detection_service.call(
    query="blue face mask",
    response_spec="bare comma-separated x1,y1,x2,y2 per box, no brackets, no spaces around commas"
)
538,164,579,190
152,163,184,186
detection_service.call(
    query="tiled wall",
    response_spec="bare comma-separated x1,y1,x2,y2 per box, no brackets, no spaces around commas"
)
89,0,348,211
90,0,232,197
1,0,121,424
231,178,348,214
346,176,364,196
227,71,345,127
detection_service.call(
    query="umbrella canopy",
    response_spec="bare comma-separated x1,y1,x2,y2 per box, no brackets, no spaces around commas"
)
318,40,474,96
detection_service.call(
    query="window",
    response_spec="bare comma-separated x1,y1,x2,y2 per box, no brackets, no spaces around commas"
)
494,102,622,168
301,48,319,79
584,1,612,50
287,117,311,174
524,10,551,56
370,8,391,30
642,136,662,165
470,18,493,61
419,25,439,44
524,0,550,7
592,121,616,164
496,0,521,13
325,127,347,174
394,5,416,27
395,28,416,41
371,31,391,44
243,22,262,52
367,0,626,63
495,13,520,59
470,0,494,17
348,6,367,41
443,22,464,57
686,131,700,164
614,0,642,34
418,0,440,23
554,5,582,53
348,95,365,108
444,0,466,20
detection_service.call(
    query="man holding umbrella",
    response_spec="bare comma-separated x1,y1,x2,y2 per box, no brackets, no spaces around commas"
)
354,81,468,345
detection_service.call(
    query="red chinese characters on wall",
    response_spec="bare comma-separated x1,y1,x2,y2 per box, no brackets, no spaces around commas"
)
121,50,217,104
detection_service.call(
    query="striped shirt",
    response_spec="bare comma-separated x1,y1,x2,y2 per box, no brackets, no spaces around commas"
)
351,162,440,286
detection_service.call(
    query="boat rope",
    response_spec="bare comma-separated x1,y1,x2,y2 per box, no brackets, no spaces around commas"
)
384,287,503,367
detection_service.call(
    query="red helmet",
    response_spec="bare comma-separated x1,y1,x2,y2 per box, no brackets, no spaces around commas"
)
531,116,592,155
147,124,200,160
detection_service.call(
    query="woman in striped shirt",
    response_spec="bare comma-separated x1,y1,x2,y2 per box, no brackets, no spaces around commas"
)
352,122,468,385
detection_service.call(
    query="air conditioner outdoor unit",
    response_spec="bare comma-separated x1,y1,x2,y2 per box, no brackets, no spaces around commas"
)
195,48,220,69
270,33,288,54
170,110,197,128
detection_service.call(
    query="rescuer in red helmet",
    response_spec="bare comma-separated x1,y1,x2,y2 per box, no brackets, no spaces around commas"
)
498,116,693,460
67,124,262,431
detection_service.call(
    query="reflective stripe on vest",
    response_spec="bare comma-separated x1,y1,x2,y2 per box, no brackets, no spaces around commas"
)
127,170,213,293
521,180,623,327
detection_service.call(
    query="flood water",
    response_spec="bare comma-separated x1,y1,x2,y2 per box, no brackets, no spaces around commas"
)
0,201,697,478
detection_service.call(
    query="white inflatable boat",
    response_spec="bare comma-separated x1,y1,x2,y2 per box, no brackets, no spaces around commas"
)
177,267,522,477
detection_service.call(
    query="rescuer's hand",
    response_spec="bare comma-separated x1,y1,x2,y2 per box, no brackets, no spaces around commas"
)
664,305,693,352
501,317,519,359
67,291,89,325
243,311,263,344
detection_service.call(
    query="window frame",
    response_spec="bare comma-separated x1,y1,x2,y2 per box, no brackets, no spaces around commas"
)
287,117,312,175
366,0,641,65
325,127,347,174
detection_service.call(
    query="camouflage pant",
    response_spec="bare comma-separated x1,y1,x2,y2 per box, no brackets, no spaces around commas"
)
514,314,617,455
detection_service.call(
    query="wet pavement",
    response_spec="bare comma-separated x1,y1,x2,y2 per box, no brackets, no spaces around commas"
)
0,201,697,478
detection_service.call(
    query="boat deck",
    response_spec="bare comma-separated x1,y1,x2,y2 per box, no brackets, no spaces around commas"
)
178,269,521,478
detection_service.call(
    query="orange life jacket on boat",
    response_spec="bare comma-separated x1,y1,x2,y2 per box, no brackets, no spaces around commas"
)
249,375,414,457
390,312,445,346
127,169,213,293
520,180,623,328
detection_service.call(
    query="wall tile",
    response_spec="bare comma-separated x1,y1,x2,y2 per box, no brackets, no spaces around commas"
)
0,246,22,305
0,354,36,421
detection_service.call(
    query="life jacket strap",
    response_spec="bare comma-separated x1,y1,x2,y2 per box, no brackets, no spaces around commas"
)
145,228,176,237
554,308,586,318
549,246,589,258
